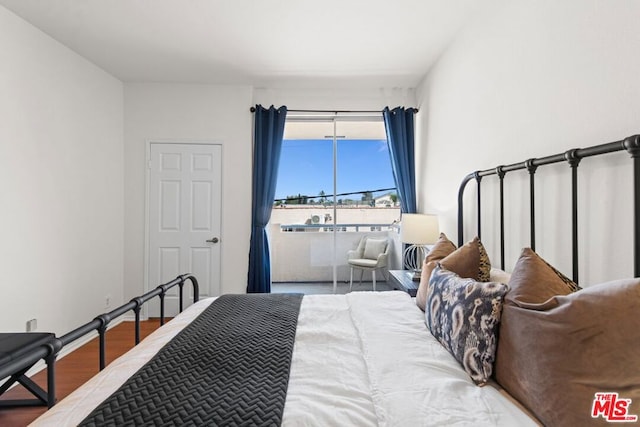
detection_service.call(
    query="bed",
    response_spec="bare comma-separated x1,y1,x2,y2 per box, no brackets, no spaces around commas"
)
31,291,537,426
27,134,640,426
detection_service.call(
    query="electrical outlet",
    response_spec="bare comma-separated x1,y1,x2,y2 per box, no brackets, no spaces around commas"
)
26,318,37,332
105,294,111,308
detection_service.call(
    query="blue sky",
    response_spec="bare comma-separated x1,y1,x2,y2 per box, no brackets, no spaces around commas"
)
275,139,396,201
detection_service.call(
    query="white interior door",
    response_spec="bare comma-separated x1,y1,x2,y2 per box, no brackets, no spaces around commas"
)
147,143,222,316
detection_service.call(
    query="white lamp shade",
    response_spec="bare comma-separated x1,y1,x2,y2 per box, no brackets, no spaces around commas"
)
401,214,439,244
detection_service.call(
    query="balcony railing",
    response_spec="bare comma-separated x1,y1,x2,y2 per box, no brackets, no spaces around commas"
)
269,222,401,283
279,223,397,233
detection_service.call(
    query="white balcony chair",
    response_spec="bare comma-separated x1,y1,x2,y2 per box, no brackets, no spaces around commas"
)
347,236,390,291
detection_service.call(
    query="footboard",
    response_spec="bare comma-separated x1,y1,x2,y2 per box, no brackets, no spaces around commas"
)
60,273,200,370
0,273,199,408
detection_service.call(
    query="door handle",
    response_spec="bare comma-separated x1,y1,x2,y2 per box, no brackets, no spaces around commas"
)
206,237,219,244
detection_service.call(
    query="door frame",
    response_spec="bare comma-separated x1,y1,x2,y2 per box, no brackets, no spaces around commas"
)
144,139,224,318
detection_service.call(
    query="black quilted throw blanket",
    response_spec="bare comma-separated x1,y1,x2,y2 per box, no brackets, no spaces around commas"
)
79,293,304,427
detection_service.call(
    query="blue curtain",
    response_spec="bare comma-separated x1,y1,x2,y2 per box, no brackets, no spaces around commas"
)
247,105,287,293
383,106,417,213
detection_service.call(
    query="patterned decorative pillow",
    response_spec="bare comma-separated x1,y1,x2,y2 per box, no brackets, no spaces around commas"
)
426,264,509,386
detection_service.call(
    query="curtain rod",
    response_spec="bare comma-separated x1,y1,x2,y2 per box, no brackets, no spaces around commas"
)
249,107,418,113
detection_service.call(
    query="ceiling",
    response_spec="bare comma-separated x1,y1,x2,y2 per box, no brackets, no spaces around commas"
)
0,0,485,88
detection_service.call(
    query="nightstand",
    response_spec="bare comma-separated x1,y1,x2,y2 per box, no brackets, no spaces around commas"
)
388,270,419,297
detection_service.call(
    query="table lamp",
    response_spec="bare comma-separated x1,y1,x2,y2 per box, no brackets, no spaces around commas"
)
400,213,439,280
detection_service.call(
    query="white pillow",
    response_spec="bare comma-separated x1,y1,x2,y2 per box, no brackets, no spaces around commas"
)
489,267,511,284
363,238,387,260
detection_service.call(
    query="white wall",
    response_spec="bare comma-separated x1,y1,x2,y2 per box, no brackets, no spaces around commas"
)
416,0,640,285
123,84,411,299
123,83,253,299
0,7,124,333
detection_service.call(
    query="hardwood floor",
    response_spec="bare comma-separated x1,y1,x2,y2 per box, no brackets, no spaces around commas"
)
0,319,163,427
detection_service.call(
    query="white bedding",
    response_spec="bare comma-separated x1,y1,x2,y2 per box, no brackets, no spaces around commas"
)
31,291,537,426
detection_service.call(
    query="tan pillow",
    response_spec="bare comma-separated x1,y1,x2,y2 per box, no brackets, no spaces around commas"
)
416,235,491,311
415,233,456,310
505,247,580,306
489,267,511,284
425,232,457,262
494,278,640,426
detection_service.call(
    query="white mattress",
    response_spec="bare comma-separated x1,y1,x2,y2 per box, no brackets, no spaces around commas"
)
31,291,537,426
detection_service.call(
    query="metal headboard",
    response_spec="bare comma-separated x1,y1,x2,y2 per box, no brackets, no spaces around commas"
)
457,134,640,282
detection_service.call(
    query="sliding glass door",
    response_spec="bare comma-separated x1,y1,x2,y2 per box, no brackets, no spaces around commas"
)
270,112,399,292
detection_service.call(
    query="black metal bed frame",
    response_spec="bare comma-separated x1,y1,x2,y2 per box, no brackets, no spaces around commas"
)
0,274,199,408
457,134,640,282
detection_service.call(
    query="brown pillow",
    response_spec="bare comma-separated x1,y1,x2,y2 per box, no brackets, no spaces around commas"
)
495,278,640,426
416,235,491,311
425,232,457,262
505,247,580,306
415,233,456,310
